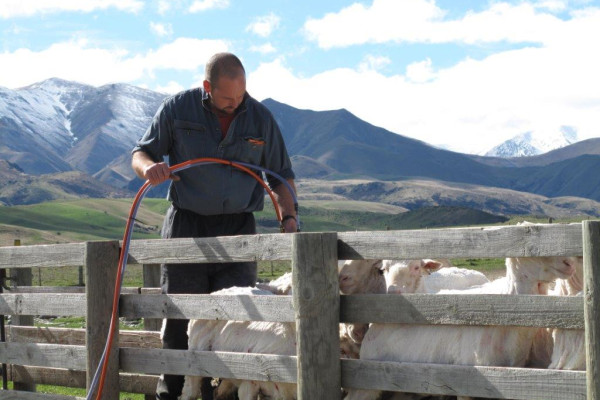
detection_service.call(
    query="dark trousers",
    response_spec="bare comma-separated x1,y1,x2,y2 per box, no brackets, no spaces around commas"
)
156,205,257,400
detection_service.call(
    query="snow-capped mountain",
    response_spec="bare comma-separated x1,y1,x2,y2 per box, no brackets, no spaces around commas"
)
485,127,578,158
0,78,167,181
3,78,600,209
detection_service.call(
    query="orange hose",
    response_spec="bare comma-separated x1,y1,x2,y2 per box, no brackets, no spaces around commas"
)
94,179,149,399
94,157,283,400
174,157,283,222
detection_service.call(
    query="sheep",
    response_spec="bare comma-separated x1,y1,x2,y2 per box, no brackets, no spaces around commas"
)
254,260,388,348
338,259,387,296
182,259,388,400
512,222,585,369
548,256,585,370
381,259,489,294
338,259,387,344
552,256,584,297
180,286,283,400
255,260,386,345
339,323,362,359
254,259,486,346
344,255,578,400
206,318,298,400
339,259,488,344
256,271,293,295
257,259,387,298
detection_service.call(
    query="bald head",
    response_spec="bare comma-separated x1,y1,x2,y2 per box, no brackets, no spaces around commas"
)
205,52,245,88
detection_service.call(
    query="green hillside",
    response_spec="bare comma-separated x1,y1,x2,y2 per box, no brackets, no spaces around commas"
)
0,197,513,246
256,202,509,232
0,198,168,245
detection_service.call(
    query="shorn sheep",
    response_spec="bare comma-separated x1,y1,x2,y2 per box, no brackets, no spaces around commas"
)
380,259,489,294
180,286,296,400
181,259,388,400
339,259,488,343
256,271,293,295
345,255,578,400
548,256,585,370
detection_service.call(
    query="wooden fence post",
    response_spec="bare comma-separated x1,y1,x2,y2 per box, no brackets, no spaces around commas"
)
292,232,340,400
583,220,600,400
10,238,36,393
85,240,120,400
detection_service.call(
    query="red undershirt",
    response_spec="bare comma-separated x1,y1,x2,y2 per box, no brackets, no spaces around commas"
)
218,113,235,139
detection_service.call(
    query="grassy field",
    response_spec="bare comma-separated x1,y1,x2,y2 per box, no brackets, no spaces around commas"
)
0,198,169,246
0,197,591,246
2,382,145,400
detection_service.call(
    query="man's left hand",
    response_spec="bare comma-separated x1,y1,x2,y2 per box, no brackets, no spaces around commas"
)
281,216,298,233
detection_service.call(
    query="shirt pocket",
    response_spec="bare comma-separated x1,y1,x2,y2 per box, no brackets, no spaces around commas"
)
173,119,216,160
232,136,265,165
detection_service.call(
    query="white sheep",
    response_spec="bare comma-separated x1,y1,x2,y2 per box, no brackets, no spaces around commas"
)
338,259,387,344
180,286,284,400
256,271,293,295
182,259,388,400
339,323,362,359
258,259,388,297
338,259,387,296
548,256,585,370
345,255,578,400
380,259,489,294
339,259,488,343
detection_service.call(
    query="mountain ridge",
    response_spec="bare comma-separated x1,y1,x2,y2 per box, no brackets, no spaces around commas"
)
1,78,599,216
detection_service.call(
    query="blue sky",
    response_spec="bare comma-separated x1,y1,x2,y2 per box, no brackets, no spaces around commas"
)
1,0,599,154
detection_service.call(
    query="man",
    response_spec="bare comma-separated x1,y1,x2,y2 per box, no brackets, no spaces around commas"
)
131,52,297,400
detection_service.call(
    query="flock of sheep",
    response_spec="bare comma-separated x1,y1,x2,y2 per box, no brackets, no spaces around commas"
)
176,225,586,400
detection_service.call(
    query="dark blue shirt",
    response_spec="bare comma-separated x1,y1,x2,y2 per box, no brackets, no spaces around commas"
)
133,88,295,216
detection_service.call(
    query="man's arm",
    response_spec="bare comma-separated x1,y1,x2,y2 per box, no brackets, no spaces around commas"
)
273,178,298,233
131,150,177,186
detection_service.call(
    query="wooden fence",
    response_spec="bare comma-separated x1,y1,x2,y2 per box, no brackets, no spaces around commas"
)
0,221,598,399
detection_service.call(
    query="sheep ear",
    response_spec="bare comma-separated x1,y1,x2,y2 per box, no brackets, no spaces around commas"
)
422,259,443,273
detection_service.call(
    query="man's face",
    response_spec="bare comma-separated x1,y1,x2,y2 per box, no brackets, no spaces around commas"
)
204,75,246,116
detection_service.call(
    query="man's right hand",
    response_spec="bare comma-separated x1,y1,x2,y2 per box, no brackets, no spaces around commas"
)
143,162,175,186
132,151,180,186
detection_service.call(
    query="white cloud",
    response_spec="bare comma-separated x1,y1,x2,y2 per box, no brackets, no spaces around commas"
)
150,22,173,37
155,80,185,94
189,0,229,13
303,0,565,48
358,55,391,72
0,0,143,18
157,0,171,14
0,37,229,88
251,7,600,154
405,58,435,83
303,0,445,48
141,38,228,71
249,43,276,54
533,0,568,12
246,13,280,37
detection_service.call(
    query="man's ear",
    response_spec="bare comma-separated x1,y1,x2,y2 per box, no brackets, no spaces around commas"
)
203,80,211,94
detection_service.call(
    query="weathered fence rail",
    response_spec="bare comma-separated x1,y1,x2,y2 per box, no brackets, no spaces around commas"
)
0,222,597,400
